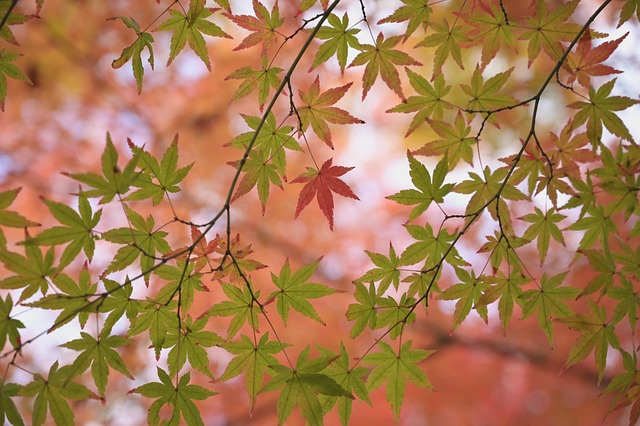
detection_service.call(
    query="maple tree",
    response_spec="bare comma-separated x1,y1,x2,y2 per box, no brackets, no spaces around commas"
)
0,0,639,425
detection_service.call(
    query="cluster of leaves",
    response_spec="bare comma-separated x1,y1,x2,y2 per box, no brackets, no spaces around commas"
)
0,0,639,425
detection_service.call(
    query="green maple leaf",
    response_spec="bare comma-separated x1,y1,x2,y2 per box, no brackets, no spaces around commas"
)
23,196,101,271
0,380,23,426
19,361,97,426
226,56,283,110
206,281,260,339
387,153,453,221
260,346,353,426
0,188,39,249
454,165,527,220
64,134,140,204
618,0,640,27
0,240,55,302
24,268,98,332
228,112,300,175
345,282,378,338
109,17,154,94
231,148,283,213
376,294,417,339
100,278,140,335
130,368,215,426
567,205,617,251
610,276,640,329
60,331,133,397
318,343,370,425
165,315,222,379
413,113,475,168
349,32,421,100
363,340,434,421
387,70,451,136
267,258,337,326
378,0,432,40
477,271,530,332
127,136,194,205
520,207,566,265
297,76,364,149
156,0,231,71
557,301,621,384
460,0,515,69
520,0,581,64
311,13,360,74
0,294,24,350
438,268,488,330
218,333,285,411
520,272,580,348
569,79,639,144
0,4,29,45
226,0,284,56
154,262,207,312
415,18,469,78
354,243,401,295
401,222,465,267
101,205,170,285
0,50,32,111
128,301,178,360
579,249,616,297
477,231,528,272
462,66,517,114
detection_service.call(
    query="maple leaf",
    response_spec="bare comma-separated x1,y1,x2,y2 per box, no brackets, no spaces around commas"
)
23,196,101,271
311,13,360,75
376,294,417,339
64,134,141,204
412,113,475,168
378,0,432,40
546,122,593,181
477,271,530,333
354,243,401,295
401,222,466,268
567,205,617,251
520,272,580,348
0,50,32,111
564,30,626,88
519,207,566,265
260,346,353,426
102,205,170,285
415,18,469,79
60,332,133,397
0,3,29,45
349,32,421,100
226,56,283,111
463,65,517,115
19,362,98,426
211,233,267,284
206,281,261,338
345,282,378,338
459,0,516,69
154,262,209,312
297,76,364,149
317,343,371,426
165,315,222,379
162,225,217,273
225,0,284,56
218,333,286,412
568,78,639,144
387,153,453,221
129,368,216,426
386,70,452,136
438,268,488,330
0,380,22,426
477,231,528,272
0,294,24,350
266,258,338,326
363,340,434,421
128,301,178,360
0,188,39,230
127,136,194,205
519,0,581,64
109,17,154,94
0,236,55,302
610,276,640,329
292,158,359,231
156,0,232,71
557,301,621,384
618,0,640,27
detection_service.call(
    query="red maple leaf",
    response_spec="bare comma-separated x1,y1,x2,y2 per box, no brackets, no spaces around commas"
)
564,29,626,87
292,158,359,231
225,0,284,56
